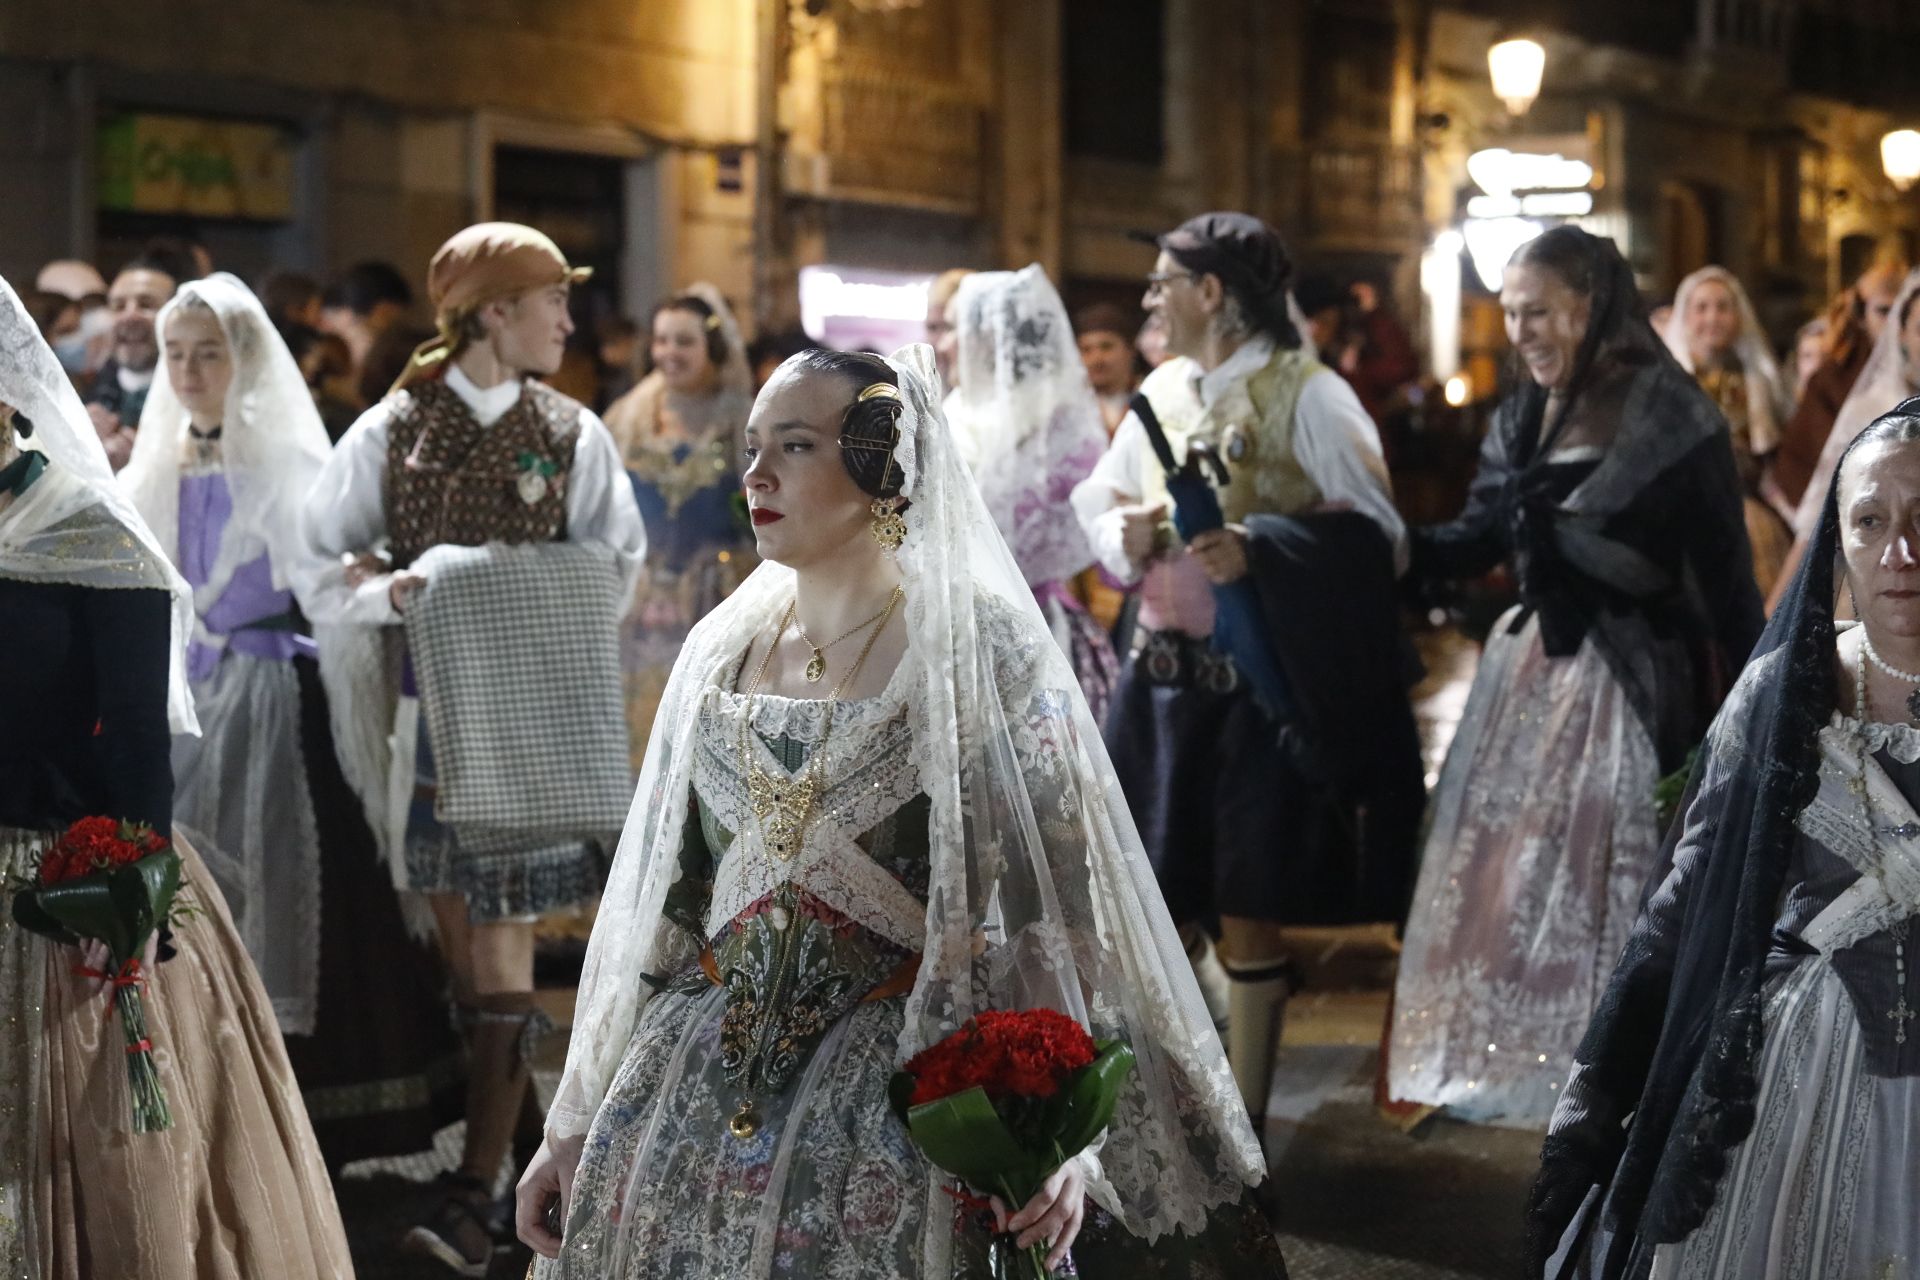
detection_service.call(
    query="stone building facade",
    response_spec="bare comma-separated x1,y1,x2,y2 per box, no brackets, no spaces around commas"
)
0,0,759,322
4,0,1913,356
0,0,1424,338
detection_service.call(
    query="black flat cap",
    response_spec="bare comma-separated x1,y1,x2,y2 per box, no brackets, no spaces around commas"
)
1130,212,1293,305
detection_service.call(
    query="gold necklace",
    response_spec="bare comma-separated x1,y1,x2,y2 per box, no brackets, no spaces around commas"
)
737,587,902,861
791,592,902,683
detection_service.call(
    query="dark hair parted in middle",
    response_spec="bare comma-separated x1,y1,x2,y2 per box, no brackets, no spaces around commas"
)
652,293,729,369
785,347,906,500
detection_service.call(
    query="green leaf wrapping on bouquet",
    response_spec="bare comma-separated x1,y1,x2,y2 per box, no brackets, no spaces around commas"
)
13,850,181,960
1041,1040,1136,1159
11,891,79,946
901,1085,1053,1197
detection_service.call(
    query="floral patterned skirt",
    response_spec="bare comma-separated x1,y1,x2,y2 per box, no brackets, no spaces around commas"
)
1036,584,1119,728
1388,608,1661,1128
545,976,1290,1279
548,984,979,1279
621,542,752,775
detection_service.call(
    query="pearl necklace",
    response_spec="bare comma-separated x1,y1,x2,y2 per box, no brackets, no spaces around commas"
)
1862,629,1920,723
1854,647,1918,1045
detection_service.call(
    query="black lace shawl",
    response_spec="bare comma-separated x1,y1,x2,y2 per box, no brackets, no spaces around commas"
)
1412,232,1762,771
1525,400,1920,1278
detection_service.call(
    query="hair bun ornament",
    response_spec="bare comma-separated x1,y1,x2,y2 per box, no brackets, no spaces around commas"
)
858,382,902,403
705,314,722,331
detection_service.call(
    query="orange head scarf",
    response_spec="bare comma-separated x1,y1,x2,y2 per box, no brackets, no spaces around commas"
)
391,222,591,394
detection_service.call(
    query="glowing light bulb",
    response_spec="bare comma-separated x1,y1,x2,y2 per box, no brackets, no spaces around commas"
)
1488,39,1545,116
1884,130,1920,192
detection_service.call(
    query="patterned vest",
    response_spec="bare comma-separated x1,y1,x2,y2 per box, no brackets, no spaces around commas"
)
1135,345,1325,524
384,377,580,569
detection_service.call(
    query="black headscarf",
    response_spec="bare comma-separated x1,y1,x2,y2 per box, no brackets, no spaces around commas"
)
1505,225,1665,459
1526,397,1920,1277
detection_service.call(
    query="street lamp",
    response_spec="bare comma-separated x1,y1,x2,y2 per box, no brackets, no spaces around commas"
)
1884,130,1920,193
1488,39,1545,116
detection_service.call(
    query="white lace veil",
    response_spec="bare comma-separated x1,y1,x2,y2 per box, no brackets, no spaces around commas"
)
120,273,334,612
1661,266,1787,454
1792,266,1920,536
677,281,753,397
0,273,198,735
550,343,1263,1264
604,282,755,461
946,265,1104,587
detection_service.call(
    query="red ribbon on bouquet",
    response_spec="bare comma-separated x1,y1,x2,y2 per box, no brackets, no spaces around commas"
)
71,956,146,990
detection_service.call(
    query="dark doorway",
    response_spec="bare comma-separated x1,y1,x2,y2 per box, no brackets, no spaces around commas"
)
493,145,627,330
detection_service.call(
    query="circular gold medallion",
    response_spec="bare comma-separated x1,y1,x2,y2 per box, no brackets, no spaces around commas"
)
728,1102,760,1139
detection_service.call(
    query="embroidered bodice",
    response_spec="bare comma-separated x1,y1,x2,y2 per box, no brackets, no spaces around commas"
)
1132,346,1326,525
1783,712,1920,1075
608,375,751,556
383,377,578,569
665,674,929,1098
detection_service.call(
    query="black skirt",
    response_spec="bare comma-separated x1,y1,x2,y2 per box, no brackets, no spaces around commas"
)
283,656,464,1169
1103,631,1388,927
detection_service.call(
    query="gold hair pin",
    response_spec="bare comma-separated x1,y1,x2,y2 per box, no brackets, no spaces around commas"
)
705,315,722,331
858,382,901,403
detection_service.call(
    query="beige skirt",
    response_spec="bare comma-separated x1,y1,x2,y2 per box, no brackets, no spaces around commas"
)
0,828,353,1279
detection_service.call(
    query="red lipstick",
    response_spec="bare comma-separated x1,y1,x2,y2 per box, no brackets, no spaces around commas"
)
751,508,784,525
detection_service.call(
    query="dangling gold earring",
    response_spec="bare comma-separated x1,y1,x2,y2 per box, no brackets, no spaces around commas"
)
870,498,906,551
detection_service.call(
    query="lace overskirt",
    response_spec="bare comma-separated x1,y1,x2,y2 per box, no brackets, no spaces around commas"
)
1389,608,1661,1127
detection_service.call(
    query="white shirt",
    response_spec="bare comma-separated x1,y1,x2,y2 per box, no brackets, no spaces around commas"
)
1070,337,1408,582
117,363,155,393
301,362,647,625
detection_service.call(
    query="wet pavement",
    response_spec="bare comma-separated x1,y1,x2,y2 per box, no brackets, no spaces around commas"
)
1267,942,1539,1278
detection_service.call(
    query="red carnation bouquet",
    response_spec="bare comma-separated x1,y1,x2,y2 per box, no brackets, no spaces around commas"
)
10,817,184,1133
890,1009,1134,1278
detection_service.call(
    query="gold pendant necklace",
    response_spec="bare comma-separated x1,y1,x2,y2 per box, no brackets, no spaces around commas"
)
737,588,902,862
726,587,902,1142
792,592,902,684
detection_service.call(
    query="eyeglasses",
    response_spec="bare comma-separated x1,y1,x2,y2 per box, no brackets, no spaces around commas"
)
1144,270,1197,297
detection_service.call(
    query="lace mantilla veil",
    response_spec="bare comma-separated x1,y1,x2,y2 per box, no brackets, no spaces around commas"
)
1793,267,1920,537
0,273,198,734
947,264,1104,586
681,281,753,397
120,273,334,613
1661,266,1788,455
550,343,1264,1267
